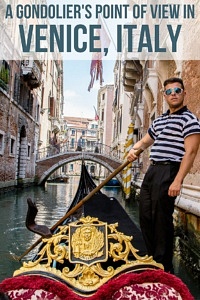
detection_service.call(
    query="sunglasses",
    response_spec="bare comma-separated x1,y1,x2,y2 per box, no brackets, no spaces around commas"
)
164,87,183,96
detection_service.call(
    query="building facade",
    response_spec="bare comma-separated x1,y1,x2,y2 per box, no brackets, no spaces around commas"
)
96,84,115,177
0,0,63,190
97,84,114,147
62,116,99,176
110,0,200,274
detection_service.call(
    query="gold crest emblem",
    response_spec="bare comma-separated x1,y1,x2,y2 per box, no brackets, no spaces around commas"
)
69,219,107,265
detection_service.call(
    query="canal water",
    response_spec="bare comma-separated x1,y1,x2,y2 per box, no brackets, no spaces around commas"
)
0,177,199,299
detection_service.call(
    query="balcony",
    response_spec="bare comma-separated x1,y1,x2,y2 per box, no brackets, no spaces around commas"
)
123,60,141,92
21,58,42,89
51,118,60,134
38,140,43,147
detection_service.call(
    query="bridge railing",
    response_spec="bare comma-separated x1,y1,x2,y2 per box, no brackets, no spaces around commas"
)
36,141,123,162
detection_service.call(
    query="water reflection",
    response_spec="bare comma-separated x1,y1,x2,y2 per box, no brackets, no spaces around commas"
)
0,179,199,298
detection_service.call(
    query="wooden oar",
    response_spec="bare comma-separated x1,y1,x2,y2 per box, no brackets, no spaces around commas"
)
12,149,143,261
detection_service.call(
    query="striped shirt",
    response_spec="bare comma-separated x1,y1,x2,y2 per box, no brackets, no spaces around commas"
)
148,106,200,162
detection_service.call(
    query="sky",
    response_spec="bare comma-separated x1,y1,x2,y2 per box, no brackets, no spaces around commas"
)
63,59,115,118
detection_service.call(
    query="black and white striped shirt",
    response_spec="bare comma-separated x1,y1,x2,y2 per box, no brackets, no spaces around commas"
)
148,106,200,162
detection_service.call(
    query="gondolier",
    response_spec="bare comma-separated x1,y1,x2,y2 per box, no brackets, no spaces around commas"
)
127,77,200,273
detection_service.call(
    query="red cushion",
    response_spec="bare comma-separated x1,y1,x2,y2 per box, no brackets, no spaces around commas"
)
112,282,182,299
0,270,194,300
8,289,61,300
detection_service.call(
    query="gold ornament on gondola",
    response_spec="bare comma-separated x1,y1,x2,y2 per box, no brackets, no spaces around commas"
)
14,216,163,296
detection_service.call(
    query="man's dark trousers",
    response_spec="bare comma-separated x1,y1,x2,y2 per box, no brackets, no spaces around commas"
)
139,162,180,272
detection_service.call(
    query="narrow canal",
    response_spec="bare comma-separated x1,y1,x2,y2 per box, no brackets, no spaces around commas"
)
0,177,199,299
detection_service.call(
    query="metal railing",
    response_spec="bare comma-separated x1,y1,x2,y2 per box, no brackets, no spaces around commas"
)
36,141,122,162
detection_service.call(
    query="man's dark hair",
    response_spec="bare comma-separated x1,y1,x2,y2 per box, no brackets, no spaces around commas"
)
163,77,184,90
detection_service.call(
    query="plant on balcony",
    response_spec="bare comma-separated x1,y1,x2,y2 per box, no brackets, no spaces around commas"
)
0,66,9,91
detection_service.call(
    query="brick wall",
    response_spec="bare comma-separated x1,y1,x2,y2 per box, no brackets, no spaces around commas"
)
0,91,38,185
0,93,16,182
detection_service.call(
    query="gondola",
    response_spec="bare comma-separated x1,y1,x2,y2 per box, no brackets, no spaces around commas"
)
47,175,69,183
0,159,194,299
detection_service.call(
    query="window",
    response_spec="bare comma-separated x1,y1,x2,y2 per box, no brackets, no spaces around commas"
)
91,131,96,136
71,129,75,136
101,109,104,121
71,138,75,148
14,73,21,103
10,136,16,156
27,144,31,159
90,165,95,173
18,84,33,115
49,96,55,117
0,131,5,155
36,104,40,122
69,164,74,171
0,60,10,92
102,93,105,100
82,130,85,136
41,86,44,108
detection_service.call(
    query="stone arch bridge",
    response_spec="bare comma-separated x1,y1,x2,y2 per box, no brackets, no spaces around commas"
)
36,143,123,185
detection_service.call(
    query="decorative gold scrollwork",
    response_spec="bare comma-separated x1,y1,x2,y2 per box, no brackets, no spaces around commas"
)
14,216,163,295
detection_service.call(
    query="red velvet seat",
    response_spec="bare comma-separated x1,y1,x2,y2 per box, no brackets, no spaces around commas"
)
0,270,194,300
